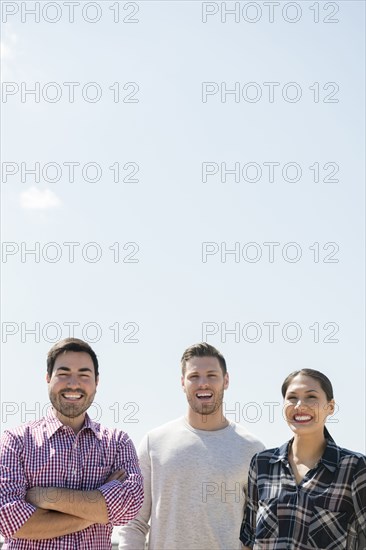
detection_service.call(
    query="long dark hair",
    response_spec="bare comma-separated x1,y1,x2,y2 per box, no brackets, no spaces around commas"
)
281,369,334,441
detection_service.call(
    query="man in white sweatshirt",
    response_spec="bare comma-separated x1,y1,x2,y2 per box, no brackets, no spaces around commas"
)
119,342,264,550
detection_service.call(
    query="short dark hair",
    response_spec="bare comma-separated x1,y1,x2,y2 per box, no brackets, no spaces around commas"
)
180,342,227,376
47,338,99,378
281,368,334,441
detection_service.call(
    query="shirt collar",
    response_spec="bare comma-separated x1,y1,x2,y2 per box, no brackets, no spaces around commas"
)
269,440,290,464
269,437,340,472
319,438,340,471
45,407,102,440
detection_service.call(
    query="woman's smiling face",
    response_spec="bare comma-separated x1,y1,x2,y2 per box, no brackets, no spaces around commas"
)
283,374,335,436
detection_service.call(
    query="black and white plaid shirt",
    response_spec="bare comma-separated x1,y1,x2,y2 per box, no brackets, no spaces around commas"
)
240,438,366,550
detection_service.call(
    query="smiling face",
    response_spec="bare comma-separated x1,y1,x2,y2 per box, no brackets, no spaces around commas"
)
181,356,229,416
283,374,335,437
47,351,98,431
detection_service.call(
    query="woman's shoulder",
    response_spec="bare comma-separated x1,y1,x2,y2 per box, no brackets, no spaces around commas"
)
335,442,366,465
323,440,366,478
251,441,289,465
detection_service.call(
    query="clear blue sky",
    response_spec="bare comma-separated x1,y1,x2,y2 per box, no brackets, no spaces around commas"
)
1,5,365,542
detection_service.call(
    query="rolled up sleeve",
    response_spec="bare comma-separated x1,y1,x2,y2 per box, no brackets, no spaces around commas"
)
351,455,366,537
0,431,37,539
98,434,143,526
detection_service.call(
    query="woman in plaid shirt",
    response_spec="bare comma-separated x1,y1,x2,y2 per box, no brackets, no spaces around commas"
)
240,369,366,550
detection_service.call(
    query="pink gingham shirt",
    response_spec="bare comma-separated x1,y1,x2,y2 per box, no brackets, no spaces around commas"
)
0,408,143,549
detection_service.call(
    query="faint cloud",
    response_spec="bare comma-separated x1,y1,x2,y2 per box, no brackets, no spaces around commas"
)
20,187,62,210
0,41,9,59
1,31,17,58
1,27,19,78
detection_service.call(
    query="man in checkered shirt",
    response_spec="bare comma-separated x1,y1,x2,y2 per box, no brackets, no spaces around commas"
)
0,338,144,549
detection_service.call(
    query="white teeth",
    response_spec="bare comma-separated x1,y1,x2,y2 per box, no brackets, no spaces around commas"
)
197,393,213,398
63,394,82,400
294,415,312,421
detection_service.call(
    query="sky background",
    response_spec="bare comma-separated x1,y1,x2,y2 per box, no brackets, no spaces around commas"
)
1,0,365,540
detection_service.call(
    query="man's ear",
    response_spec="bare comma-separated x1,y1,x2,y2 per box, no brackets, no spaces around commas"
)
46,372,51,383
95,375,99,389
181,375,186,393
224,372,229,390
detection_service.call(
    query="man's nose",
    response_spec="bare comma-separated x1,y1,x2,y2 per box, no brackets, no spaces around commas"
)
66,376,79,387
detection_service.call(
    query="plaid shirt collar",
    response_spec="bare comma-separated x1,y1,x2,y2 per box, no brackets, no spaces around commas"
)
45,406,102,440
269,437,340,472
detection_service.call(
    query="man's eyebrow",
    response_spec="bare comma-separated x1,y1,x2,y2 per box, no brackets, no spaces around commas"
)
287,389,320,395
55,366,93,373
188,369,220,374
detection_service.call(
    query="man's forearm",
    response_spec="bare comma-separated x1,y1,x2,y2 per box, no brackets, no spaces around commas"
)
26,487,109,524
13,508,93,540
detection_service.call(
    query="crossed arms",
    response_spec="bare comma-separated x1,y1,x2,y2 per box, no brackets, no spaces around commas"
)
0,431,143,541
13,469,126,540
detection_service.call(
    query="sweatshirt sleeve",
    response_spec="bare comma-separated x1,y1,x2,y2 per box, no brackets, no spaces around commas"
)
118,434,151,549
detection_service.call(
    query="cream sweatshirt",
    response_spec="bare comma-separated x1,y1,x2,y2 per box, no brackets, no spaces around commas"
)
119,417,264,550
